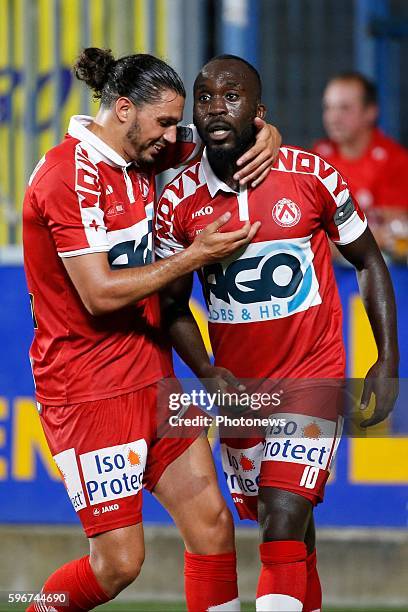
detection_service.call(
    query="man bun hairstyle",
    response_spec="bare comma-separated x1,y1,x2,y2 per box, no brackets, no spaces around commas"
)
73,47,186,107
73,48,116,98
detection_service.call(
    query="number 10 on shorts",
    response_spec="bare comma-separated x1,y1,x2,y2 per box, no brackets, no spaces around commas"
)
299,465,319,489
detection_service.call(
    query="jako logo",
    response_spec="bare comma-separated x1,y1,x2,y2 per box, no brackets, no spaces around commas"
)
192,205,213,219
101,503,119,514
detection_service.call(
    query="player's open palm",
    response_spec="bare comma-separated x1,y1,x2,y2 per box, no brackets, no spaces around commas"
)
190,211,261,265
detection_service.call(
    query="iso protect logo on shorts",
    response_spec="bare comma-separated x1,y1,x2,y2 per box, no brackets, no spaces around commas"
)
272,198,301,228
80,439,147,505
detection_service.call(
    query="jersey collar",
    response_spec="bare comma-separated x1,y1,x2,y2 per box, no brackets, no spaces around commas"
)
68,115,132,168
201,148,238,198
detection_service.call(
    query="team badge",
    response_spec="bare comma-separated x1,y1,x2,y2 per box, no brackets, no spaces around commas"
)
138,174,150,200
272,198,301,227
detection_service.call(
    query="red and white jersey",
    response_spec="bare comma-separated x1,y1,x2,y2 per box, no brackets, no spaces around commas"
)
156,147,367,380
23,115,198,405
313,128,408,211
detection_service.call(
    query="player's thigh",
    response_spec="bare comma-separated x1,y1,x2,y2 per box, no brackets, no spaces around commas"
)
153,434,235,554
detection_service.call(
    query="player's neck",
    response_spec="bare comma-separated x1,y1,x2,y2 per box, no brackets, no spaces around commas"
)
88,112,132,162
207,151,240,192
338,129,373,160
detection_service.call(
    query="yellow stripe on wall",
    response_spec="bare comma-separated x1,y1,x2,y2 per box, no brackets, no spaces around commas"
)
155,0,167,59
0,398,8,478
134,0,148,52
37,0,54,157
90,0,104,48
190,298,213,357
89,0,105,116
12,0,24,239
350,294,377,377
350,438,408,483
61,0,80,136
349,294,408,483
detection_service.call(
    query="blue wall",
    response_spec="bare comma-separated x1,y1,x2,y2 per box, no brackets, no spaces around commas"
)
0,265,407,526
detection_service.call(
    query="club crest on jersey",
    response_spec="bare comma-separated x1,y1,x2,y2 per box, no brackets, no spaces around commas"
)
272,198,301,228
138,175,150,199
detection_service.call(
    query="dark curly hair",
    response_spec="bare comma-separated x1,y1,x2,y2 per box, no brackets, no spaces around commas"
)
73,47,186,107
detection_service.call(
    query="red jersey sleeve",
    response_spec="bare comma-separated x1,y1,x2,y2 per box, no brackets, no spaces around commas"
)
155,125,202,173
32,147,110,257
314,157,367,244
155,181,190,258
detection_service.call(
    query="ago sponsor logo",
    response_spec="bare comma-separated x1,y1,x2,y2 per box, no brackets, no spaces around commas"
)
221,443,262,496
80,439,147,506
203,237,321,324
263,412,339,471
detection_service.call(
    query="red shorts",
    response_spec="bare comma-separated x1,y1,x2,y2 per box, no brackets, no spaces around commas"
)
39,384,198,537
220,383,344,521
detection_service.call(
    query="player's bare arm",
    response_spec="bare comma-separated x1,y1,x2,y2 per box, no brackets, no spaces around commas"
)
63,214,261,315
160,274,244,394
337,227,399,427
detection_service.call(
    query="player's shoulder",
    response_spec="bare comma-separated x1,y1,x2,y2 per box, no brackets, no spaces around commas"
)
159,158,206,209
273,144,341,176
28,137,80,191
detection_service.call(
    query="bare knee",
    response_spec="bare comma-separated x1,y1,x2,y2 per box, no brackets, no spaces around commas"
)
258,487,312,543
91,548,144,597
188,502,235,555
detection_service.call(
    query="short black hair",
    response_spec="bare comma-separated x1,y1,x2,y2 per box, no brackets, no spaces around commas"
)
328,71,377,106
74,48,186,107
200,54,262,99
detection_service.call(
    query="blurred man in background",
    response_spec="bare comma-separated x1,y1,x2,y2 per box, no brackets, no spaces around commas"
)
157,55,399,612
23,47,280,612
314,73,408,260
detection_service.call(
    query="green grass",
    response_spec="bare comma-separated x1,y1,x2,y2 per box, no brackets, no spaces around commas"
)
2,603,407,612
98,605,407,612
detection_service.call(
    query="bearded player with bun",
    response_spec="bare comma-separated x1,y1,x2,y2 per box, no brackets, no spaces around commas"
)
23,48,281,612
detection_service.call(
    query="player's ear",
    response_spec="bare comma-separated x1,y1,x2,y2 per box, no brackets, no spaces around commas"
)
115,97,133,124
257,104,266,120
366,103,378,126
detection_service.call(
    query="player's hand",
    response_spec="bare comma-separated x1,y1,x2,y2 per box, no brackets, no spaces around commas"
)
359,360,399,427
189,212,261,266
200,365,247,413
234,118,281,188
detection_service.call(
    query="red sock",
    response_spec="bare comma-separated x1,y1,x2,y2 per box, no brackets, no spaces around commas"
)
184,550,240,611
303,549,322,612
256,540,307,611
26,556,110,612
